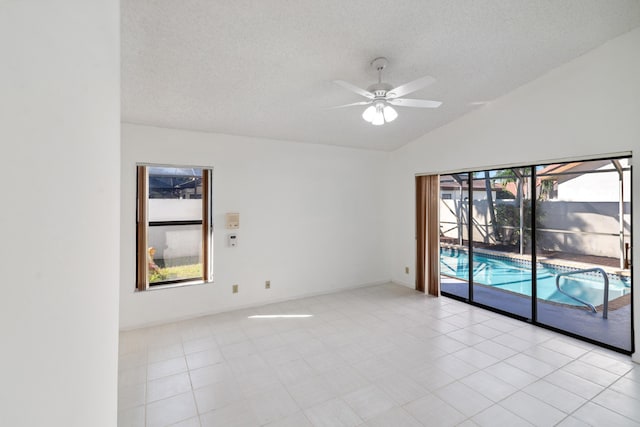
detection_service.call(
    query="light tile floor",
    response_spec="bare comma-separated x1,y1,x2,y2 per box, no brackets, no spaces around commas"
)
118,283,639,427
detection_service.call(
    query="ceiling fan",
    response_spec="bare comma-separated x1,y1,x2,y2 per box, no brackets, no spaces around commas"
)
332,57,442,126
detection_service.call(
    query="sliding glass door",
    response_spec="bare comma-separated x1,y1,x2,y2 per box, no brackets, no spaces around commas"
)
439,157,632,353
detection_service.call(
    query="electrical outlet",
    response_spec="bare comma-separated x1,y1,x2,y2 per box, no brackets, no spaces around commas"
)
405,266,410,274
265,280,271,289
232,284,238,293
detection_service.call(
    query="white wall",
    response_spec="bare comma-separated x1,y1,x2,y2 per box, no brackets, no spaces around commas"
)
148,199,203,261
0,1,120,426
387,28,640,360
557,160,631,202
121,124,389,329
149,199,202,221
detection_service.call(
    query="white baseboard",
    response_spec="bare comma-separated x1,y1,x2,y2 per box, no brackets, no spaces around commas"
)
391,279,413,289
120,278,392,331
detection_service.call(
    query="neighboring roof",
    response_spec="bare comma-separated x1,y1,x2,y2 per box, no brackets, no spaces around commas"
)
536,162,582,179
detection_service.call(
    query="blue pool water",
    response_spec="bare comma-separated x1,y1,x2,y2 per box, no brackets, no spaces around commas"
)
440,248,631,306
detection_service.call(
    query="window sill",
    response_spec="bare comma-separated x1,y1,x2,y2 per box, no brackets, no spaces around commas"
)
138,279,213,292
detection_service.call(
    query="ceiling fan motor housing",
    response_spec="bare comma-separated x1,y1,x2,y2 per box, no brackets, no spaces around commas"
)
366,82,393,98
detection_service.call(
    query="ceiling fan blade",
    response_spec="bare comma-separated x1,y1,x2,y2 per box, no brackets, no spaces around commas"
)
386,75,436,99
327,101,372,109
333,80,375,99
387,98,442,108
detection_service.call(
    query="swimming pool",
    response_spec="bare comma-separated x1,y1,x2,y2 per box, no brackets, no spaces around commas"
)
440,248,631,307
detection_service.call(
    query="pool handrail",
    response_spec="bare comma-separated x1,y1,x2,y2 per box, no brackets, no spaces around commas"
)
555,268,609,319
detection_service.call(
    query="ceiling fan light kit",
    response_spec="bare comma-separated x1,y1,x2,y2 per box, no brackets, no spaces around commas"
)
362,102,398,125
333,57,442,126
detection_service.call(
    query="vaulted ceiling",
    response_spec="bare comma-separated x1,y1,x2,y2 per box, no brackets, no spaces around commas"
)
122,1,640,151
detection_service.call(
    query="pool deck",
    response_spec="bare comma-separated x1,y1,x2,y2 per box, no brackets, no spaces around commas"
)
441,276,632,352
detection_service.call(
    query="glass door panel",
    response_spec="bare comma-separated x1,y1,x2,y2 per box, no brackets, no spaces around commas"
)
440,173,470,299
469,169,533,319
535,158,632,351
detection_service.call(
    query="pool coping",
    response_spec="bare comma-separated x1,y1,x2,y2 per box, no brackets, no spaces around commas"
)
440,243,631,278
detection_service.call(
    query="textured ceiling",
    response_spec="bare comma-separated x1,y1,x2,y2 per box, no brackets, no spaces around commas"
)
122,1,640,151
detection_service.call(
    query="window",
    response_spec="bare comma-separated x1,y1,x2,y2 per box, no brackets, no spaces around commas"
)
136,165,213,290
